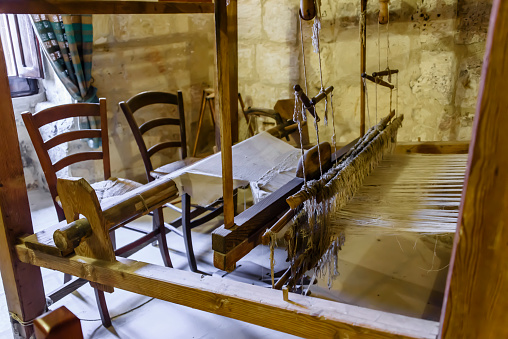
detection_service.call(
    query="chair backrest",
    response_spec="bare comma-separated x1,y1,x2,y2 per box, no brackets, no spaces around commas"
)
21,99,109,221
119,91,187,181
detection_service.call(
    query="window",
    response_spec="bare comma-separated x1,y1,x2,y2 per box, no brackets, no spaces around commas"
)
0,14,43,97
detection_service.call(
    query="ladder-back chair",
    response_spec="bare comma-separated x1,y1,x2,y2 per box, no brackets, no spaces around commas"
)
22,99,172,327
120,91,223,273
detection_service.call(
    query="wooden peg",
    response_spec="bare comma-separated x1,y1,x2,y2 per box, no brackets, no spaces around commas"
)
294,84,320,122
300,0,316,20
379,0,389,24
282,286,289,301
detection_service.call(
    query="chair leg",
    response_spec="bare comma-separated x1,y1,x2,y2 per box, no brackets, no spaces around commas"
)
94,288,111,328
153,207,172,268
182,194,198,272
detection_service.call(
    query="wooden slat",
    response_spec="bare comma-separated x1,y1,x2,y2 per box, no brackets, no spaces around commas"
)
139,118,180,135
0,33,45,338
16,244,439,339
441,1,508,338
394,141,470,155
53,152,103,173
215,0,235,228
32,103,100,128
0,1,214,15
44,130,101,150
146,141,182,158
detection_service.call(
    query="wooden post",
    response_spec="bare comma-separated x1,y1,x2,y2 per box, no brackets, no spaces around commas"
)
360,0,367,136
440,1,508,337
214,0,235,228
0,34,46,338
228,0,238,144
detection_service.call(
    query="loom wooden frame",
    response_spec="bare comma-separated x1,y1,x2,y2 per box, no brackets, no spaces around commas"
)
0,0,505,338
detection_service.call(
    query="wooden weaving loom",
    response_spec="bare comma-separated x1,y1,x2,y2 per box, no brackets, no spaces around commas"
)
0,1,507,339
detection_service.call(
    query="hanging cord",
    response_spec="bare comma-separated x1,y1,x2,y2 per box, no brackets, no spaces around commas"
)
396,72,399,117
294,93,307,184
312,0,324,176
330,93,338,160
300,16,309,94
362,77,371,127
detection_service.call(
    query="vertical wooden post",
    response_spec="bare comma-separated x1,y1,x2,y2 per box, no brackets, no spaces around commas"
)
228,0,238,144
440,1,508,338
214,0,235,228
0,35,46,338
360,0,367,136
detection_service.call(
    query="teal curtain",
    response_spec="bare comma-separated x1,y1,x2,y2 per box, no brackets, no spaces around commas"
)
31,14,100,148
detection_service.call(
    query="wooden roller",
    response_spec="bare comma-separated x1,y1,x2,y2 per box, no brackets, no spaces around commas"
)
300,0,316,20
53,176,179,253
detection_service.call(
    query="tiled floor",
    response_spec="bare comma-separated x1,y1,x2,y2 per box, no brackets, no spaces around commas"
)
1,188,451,338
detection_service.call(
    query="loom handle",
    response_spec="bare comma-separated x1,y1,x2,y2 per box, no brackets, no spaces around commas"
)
294,84,320,122
310,86,334,106
361,73,394,90
372,69,399,78
300,0,316,21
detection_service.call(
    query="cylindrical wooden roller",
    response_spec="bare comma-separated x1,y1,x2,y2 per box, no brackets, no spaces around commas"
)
53,177,179,253
300,0,316,20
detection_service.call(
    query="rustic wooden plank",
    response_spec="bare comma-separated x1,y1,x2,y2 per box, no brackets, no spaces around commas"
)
212,177,304,254
0,0,214,14
0,34,46,339
440,1,508,338
394,141,470,155
228,0,239,144
16,244,439,339
214,0,235,228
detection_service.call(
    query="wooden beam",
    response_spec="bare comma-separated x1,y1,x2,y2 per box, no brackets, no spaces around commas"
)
360,0,367,136
0,34,45,338
440,1,508,337
228,0,239,144
16,244,439,339
214,0,235,228
394,141,470,155
0,0,214,15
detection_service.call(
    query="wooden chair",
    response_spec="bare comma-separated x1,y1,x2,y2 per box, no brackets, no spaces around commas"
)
21,99,172,327
120,91,223,273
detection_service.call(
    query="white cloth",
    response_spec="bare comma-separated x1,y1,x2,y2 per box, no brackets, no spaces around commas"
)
163,132,301,205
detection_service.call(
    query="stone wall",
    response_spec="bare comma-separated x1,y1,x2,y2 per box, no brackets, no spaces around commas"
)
17,1,492,188
92,14,216,181
236,0,491,144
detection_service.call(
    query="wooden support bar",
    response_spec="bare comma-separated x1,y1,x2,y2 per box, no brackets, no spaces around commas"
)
0,33,45,339
394,141,470,155
360,0,367,136
215,0,235,229
0,1,214,15
361,73,395,89
372,69,399,78
261,209,296,245
16,244,440,339
212,177,304,254
228,0,239,144
441,1,508,337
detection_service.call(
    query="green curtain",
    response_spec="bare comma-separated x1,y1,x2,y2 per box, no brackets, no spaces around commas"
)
31,14,100,148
